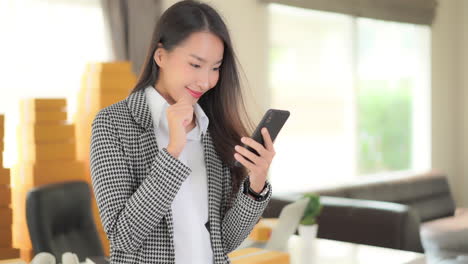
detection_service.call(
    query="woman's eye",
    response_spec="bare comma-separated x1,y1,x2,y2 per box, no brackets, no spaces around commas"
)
190,63,201,68
213,67,220,71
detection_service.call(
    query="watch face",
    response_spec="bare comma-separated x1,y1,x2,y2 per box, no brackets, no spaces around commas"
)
260,185,270,196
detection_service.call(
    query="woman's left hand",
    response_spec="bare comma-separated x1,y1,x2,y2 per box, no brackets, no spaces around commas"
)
234,127,276,192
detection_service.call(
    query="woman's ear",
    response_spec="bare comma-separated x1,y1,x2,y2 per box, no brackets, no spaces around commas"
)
153,43,165,68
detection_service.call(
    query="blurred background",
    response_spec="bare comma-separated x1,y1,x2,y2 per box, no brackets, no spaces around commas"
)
0,0,467,261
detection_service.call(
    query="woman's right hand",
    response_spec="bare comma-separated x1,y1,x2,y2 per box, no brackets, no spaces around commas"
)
166,93,194,158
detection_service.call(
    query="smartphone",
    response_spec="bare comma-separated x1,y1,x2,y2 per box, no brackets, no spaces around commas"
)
234,109,290,167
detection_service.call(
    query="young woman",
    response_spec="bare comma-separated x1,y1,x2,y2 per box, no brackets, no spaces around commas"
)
90,1,276,263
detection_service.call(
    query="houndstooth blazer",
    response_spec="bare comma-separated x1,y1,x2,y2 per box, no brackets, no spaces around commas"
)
90,89,272,264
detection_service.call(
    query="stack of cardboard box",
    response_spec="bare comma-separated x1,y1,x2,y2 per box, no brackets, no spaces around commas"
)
228,247,290,264
0,115,21,260
11,99,87,261
74,61,136,255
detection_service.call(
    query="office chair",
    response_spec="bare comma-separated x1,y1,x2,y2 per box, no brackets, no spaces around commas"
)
26,181,104,261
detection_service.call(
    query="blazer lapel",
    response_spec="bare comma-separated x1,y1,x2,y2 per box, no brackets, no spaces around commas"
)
202,131,224,226
126,90,159,175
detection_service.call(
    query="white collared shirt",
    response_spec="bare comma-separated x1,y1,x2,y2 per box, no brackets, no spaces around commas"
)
144,86,213,264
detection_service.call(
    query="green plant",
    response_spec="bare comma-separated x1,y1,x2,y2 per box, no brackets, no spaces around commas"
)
300,193,323,226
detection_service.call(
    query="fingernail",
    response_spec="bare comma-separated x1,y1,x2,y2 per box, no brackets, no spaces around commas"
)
262,128,266,133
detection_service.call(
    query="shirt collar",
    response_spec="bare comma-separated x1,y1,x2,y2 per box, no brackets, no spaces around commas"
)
144,85,209,138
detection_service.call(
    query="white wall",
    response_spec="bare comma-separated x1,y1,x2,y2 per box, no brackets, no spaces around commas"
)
460,0,468,206
162,0,468,206
432,0,468,206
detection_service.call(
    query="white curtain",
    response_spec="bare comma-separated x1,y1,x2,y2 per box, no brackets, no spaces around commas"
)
0,0,112,167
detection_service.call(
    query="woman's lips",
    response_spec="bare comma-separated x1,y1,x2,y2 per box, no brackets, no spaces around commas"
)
186,87,203,98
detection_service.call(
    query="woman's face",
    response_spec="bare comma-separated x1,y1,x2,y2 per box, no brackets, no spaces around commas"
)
154,31,224,105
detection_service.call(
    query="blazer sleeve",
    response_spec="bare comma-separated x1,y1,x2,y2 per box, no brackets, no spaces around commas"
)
90,109,191,253
221,174,272,253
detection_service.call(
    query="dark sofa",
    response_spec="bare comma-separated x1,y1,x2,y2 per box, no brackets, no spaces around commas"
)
263,171,466,254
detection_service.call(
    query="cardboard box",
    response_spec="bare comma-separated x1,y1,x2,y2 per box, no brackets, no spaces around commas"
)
0,228,12,248
17,141,76,162
0,168,10,185
86,61,133,75
19,106,67,124
0,248,20,260
0,141,4,152
17,124,75,144
12,220,31,249
21,99,66,112
0,186,11,206
249,218,278,242
228,248,290,264
12,161,86,188
0,208,12,228
84,75,136,93
11,189,27,223
77,86,129,112
19,248,34,262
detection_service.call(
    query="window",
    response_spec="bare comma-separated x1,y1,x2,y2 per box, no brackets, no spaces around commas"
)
267,4,431,193
0,0,111,167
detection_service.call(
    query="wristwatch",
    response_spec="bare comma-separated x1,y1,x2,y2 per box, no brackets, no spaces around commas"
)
243,177,270,202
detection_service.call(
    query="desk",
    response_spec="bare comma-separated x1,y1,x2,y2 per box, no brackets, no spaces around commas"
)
238,236,425,264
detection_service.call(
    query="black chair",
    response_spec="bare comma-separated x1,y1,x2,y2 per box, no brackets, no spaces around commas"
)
26,181,104,261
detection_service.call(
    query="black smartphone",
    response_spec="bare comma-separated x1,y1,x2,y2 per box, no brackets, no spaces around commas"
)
234,109,290,167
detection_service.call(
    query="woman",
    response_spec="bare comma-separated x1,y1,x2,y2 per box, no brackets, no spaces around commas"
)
90,1,275,263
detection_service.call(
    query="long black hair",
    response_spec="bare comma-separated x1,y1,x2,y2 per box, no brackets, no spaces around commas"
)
131,0,254,208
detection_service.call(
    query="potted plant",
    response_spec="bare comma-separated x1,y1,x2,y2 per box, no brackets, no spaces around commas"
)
298,193,322,243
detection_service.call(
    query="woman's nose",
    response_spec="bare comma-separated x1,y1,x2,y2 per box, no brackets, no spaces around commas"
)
196,73,210,90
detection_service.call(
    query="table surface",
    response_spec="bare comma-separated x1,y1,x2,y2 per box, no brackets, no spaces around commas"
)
238,235,426,264
0,238,426,264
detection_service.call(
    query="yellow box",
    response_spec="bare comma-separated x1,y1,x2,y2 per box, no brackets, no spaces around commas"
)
249,218,278,242
20,248,34,262
98,230,110,256
21,98,66,112
17,124,75,144
19,103,67,124
74,124,92,161
86,61,133,74
0,186,11,206
12,161,86,188
17,141,76,162
0,168,9,185
11,190,27,225
0,208,12,228
0,228,13,248
12,221,30,247
78,85,129,110
81,65,137,92
228,248,290,264
82,73,136,93
0,248,20,260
